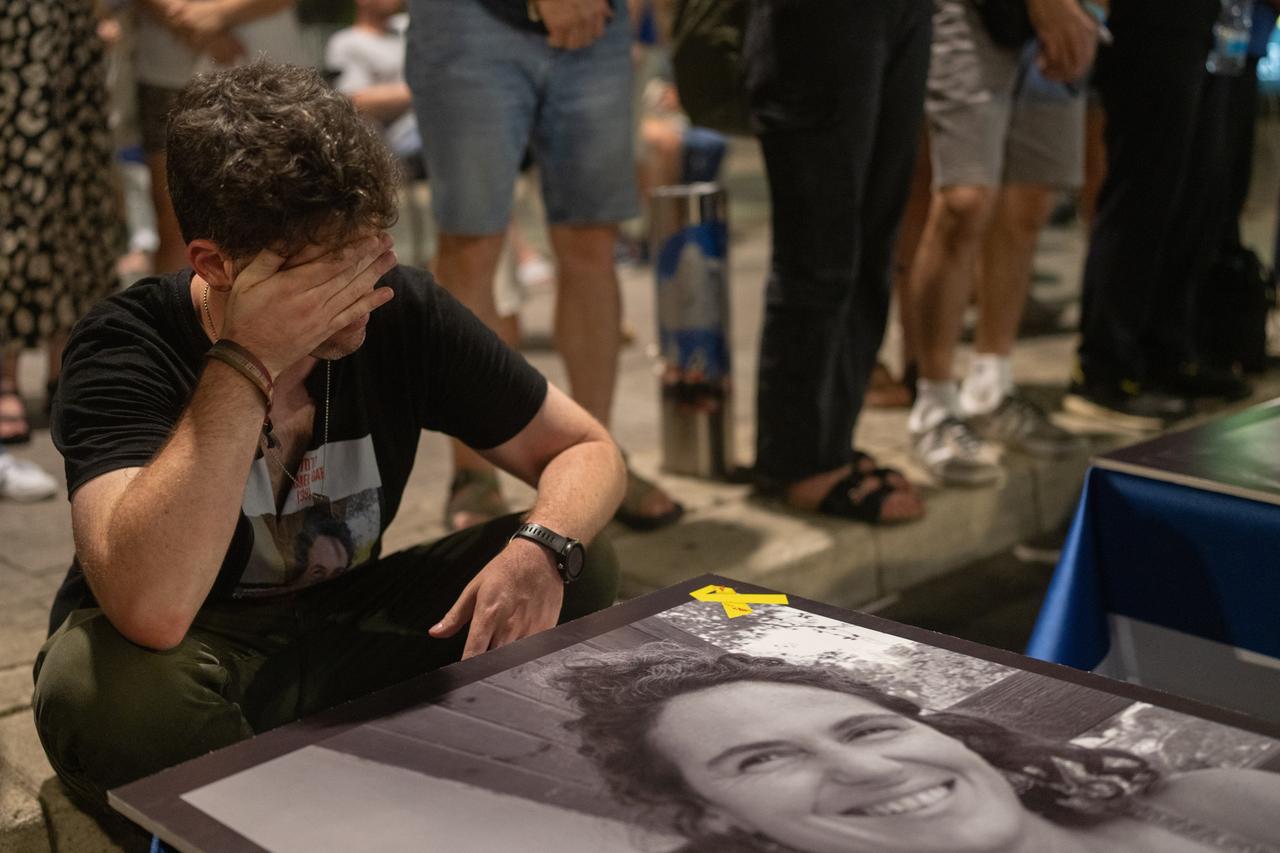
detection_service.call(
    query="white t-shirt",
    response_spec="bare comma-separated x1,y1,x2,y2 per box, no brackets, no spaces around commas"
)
324,16,419,156
134,6,309,90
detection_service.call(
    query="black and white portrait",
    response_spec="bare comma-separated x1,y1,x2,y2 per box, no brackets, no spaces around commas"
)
159,597,1280,853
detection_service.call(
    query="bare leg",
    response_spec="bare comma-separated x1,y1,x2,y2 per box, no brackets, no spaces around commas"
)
46,331,67,383
548,222,676,519
870,132,935,409
145,151,189,274
911,185,998,383
547,224,622,424
973,184,1057,357
1080,101,1107,229
0,343,27,441
435,232,508,529
894,130,934,374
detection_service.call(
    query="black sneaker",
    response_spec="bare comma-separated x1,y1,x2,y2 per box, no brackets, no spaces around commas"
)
1063,377,1190,432
1148,363,1252,402
967,392,1087,457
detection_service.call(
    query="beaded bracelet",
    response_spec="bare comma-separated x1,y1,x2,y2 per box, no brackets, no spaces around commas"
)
205,339,274,409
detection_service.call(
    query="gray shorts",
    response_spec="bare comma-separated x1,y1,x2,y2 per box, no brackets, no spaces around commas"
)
926,0,1084,189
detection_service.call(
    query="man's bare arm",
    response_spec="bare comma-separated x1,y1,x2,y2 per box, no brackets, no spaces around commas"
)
71,364,271,650
139,0,293,53
1028,0,1098,82
349,83,413,123
533,0,611,51
430,385,627,658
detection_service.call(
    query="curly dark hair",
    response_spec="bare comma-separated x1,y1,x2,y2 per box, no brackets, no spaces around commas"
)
166,61,399,259
555,645,1160,850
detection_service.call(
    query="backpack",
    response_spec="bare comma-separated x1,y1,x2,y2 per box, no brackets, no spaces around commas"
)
669,0,753,136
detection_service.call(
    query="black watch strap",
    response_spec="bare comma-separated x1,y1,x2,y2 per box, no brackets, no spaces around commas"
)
513,522,568,553
511,522,584,584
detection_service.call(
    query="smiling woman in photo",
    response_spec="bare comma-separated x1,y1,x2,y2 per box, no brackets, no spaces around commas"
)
557,646,1280,853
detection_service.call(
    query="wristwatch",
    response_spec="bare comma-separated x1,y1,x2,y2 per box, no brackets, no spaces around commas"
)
510,522,585,584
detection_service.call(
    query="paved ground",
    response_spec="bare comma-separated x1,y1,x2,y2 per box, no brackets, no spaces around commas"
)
2,135,1279,850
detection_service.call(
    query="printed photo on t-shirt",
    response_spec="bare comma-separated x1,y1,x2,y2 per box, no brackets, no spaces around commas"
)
236,436,383,596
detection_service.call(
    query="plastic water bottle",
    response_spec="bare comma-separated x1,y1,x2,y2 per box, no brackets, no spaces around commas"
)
1206,0,1254,76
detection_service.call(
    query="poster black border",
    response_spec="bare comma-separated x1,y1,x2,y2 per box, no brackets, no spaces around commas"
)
111,573,1280,853
1094,398,1280,506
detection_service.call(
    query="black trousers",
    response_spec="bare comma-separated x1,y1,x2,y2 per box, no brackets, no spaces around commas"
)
749,0,931,484
1077,25,1213,383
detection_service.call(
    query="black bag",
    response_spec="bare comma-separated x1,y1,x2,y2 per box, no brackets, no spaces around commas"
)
669,0,753,136
1197,245,1274,374
970,0,1035,48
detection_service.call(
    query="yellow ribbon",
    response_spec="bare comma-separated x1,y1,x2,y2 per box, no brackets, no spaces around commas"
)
689,584,789,618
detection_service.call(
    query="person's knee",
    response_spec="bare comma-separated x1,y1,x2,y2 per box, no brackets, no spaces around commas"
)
551,224,618,278
932,185,997,244
33,612,249,803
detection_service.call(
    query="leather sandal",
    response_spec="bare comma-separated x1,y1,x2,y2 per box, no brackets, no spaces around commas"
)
819,468,911,522
851,449,916,496
443,468,510,532
614,466,684,531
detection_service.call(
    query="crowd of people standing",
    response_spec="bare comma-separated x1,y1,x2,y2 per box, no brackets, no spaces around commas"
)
1,0,1278,530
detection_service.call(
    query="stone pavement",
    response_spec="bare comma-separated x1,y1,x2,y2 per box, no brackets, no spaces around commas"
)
2,138,1278,850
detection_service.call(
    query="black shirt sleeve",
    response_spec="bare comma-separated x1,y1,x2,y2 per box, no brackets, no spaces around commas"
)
387,268,548,450
53,280,202,495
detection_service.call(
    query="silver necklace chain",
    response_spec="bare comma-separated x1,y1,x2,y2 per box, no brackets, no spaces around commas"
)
203,282,331,507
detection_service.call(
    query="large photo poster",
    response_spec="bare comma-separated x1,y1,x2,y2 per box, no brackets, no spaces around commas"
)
113,578,1280,852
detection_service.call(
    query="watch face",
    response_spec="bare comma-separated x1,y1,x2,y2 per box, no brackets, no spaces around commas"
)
563,543,586,582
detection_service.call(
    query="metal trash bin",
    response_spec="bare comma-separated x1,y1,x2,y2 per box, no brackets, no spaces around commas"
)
650,182,734,479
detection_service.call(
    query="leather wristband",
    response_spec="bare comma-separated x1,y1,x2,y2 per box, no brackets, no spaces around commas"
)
205,339,274,409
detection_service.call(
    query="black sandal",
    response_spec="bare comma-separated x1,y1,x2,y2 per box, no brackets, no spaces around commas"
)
855,450,918,494
614,466,685,531
817,467,920,525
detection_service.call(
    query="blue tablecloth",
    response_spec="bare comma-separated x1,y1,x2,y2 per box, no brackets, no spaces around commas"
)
1027,467,1280,670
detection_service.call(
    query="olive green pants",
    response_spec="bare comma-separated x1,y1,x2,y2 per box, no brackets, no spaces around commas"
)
31,514,618,807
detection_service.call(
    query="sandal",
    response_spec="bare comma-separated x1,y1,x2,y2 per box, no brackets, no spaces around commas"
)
0,381,31,446
851,449,919,496
444,468,510,532
818,466,923,525
615,466,684,532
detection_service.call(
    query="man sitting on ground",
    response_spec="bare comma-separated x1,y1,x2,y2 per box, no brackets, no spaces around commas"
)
31,62,626,810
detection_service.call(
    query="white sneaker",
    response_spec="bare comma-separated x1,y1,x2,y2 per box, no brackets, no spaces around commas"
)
0,454,59,501
912,416,1003,487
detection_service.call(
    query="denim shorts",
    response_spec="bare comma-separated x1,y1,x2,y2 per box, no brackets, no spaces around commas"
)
405,0,638,235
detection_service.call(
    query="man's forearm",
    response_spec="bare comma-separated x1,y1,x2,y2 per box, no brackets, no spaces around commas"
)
209,0,294,29
86,363,267,647
349,84,413,123
523,437,626,545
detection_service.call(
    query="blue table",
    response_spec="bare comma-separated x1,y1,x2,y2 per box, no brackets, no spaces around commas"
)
1027,466,1280,722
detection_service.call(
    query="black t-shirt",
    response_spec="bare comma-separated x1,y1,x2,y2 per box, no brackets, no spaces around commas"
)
50,266,547,626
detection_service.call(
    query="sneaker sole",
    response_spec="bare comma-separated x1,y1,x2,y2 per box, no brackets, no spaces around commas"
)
1014,436,1089,458
1061,394,1166,433
932,462,1003,488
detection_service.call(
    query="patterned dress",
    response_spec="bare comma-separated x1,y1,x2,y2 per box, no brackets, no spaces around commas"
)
0,0,120,348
